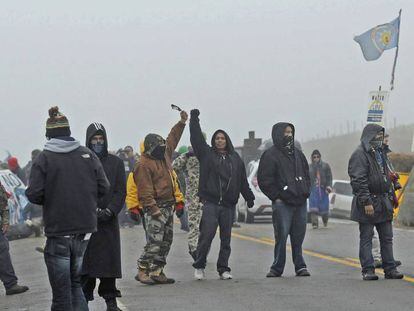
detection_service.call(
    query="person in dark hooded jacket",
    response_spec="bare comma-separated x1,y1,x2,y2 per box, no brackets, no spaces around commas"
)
190,109,255,280
258,122,311,278
309,150,333,228
348,124,403,281
81,123,126,311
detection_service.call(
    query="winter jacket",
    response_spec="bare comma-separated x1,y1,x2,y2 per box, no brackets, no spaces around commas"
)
190,115,254,208
126,171,184,210
0,183,9,226
309,161,333,189
133,121,185,215
257,123,311,206
348,124,394,224
26,137,110,237
82,123,126,278
173,152,200,202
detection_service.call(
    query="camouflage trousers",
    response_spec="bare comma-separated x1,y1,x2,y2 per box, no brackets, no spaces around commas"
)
188,201,203,253
138,206,174,273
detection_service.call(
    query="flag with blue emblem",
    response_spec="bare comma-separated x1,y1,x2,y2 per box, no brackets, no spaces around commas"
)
354,16,400,61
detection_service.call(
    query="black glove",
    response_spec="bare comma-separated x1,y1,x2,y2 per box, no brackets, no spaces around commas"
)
190,109,200,118
97,208,114,222
247,200,254,209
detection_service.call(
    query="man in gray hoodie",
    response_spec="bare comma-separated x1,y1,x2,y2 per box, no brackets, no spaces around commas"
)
26,107,110,311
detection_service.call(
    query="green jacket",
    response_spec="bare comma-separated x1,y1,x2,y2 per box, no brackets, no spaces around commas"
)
0,183,9,226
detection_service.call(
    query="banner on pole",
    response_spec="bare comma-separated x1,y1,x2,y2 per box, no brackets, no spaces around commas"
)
367,90,389,125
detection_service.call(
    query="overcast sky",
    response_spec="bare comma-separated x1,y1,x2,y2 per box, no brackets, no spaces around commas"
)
1,0,413,164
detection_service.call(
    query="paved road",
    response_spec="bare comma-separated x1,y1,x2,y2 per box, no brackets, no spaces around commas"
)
2,218,414,311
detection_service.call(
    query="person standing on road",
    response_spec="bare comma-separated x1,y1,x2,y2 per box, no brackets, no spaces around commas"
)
308,150,333,229
258,122,311,278
7,157,27,185
190,109,255,281
173,146,203,261
134,110,188,285
26,107,110,310
81,123,126,311
348,124,403,281
0,182,29,296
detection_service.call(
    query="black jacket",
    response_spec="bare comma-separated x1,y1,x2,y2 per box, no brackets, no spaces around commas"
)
309,161,332,189
82,123,126,278
26,137,110,237
348,124,394,224
257,123,310,206
190,115,254,208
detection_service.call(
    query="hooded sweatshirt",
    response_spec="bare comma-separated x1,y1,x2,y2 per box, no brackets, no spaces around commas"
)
26,137,110,236
348,124,393,223
257,122,310,206
190,115,254,207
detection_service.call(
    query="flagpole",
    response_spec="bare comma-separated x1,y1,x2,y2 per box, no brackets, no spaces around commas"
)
390,9,402,90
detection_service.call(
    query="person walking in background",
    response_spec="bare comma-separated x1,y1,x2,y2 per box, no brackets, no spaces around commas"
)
26,107,110,310
173,146,203,261
309,150,333,229
81,123,126,311
0,182,29,296
258,122,311,278
348,124,403,281
190,109,255,281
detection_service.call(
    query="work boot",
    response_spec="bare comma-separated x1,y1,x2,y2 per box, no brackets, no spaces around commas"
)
296,268,311,277
266,270,282,278
105,298,122,311
150,271,175,284
385,270,404,280
135,267,155,285
362,271,379,281
6,284,29,296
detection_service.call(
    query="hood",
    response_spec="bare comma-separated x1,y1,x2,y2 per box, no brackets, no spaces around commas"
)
360,123,384,151
86,123,108,158
211,129,234,154
271,122,295,149
144,133,165,156
44,138,81,153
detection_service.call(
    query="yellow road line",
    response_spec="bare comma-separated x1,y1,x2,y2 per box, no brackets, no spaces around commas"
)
231,232,414,284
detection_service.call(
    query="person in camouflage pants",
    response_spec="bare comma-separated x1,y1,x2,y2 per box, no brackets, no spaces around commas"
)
173,147,203,261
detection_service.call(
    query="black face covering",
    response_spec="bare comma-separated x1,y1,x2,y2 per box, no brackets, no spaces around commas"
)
283,135,294,153
151,145,166,160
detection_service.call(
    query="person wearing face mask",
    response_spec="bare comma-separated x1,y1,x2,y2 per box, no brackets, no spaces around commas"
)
81,123,126,310
309,150,333,229
134,110,188,285
190,109,255,281
258,123,311,278
348,124,403,281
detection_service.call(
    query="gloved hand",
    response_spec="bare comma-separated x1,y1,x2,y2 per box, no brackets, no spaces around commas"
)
175,202,185,218
190,109,200,118
97,208,114,222
247,200,254,209
129,207,141,222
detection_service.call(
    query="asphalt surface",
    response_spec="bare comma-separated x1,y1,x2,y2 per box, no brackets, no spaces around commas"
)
1,218,414,311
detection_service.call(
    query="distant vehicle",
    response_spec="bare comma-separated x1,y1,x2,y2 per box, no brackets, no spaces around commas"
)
236,160,272,223
329,179,353,219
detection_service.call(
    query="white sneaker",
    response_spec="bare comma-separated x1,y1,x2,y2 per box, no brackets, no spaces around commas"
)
220,271,233,280
194,269,205,280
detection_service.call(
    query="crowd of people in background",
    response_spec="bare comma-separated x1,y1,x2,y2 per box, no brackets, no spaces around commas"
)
0,106,405,311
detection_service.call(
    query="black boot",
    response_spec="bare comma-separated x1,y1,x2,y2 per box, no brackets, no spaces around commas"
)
105,298,122,311
362,270,379,281
385,270,404,279
6,284,29,296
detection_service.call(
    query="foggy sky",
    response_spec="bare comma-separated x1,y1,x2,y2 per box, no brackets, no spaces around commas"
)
1,0,413,164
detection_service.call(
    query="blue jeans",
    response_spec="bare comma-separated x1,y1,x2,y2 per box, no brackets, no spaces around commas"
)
0,231,18,290
44,236,89,311
359,221,396,274
270,200,307,275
